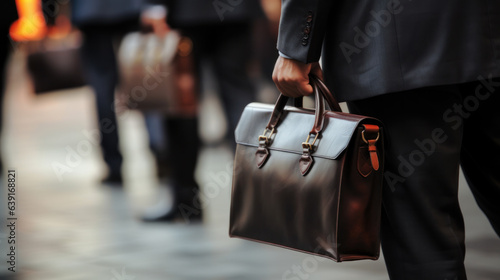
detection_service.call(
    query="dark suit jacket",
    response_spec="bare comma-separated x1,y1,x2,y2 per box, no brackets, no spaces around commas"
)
149,0,263,28
71,0,144,27
278,0,500,102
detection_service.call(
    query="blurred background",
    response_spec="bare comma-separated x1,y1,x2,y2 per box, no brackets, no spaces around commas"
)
0,0,498,279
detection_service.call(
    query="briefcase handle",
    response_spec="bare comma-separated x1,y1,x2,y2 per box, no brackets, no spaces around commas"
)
264,74,341,132
256,75,341,169
310,75,342,112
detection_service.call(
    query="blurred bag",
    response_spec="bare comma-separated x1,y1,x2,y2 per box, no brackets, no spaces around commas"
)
26,31,87,94
229,75,385,262
116,31,197,116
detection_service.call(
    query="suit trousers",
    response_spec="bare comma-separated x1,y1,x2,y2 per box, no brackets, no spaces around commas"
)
347,80,500,280
80,25,125,177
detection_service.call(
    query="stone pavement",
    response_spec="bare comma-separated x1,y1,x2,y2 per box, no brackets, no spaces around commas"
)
0,51,499,280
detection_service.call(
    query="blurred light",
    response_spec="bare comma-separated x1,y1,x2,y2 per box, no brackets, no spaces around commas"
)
10,0,47,41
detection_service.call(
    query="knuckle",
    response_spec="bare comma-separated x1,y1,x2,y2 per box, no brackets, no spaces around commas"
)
282,75,294,83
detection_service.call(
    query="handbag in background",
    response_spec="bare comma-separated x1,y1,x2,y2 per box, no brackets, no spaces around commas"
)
229,75,384,262
116,30,198,117
26,30,87,94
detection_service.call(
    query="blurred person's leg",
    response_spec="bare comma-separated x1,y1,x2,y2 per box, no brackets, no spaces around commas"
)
460,79,500,236
142,31,202,223
164,116,200,217
144,112,169,179
348,85,467,280
144,23,257,221
80,25,123,183
141,120,201,223
212,23,256,149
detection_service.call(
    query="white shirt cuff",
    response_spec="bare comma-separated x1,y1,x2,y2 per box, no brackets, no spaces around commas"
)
278,51,293,60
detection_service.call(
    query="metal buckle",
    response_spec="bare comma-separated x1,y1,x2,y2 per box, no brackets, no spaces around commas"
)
258,127,275,145
362,130,380,144
302,133,319,150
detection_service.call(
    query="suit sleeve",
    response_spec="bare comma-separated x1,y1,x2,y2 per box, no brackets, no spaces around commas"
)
277,0,333,63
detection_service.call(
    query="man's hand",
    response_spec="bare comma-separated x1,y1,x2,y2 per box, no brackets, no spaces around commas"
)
272,56,323,98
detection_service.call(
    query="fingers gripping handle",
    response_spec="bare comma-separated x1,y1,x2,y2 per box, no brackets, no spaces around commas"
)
257,75,339,171
309,74,342,112
265,75,334,131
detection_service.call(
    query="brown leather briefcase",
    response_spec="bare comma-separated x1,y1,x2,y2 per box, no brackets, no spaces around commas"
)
229,75,384,262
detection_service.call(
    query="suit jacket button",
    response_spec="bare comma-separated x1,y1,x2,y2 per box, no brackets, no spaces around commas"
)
304,27,311,34
301,39,308,46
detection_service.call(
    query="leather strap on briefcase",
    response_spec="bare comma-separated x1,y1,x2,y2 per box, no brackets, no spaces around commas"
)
229,75,384,262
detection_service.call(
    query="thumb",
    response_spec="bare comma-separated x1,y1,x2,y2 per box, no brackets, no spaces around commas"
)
297,81,314,96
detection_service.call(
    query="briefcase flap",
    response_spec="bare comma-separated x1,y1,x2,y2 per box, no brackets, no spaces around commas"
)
235,102,379,160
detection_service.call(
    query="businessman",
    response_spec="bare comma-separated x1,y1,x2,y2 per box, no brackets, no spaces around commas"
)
273,1,500,279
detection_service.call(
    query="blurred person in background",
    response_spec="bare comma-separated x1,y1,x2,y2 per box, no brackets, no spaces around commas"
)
256,0,281,86
0,0,18,174
71,0,145,185
140,0,263,222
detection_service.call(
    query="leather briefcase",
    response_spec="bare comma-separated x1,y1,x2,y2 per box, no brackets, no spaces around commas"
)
229,75,384,262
